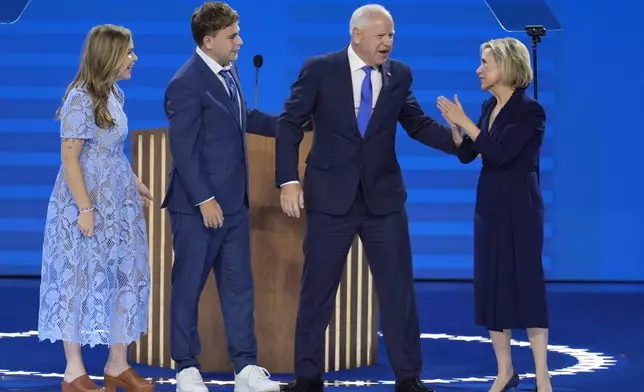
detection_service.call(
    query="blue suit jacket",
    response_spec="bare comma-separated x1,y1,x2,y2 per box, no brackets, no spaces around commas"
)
161,53,277,215
276,48,457,216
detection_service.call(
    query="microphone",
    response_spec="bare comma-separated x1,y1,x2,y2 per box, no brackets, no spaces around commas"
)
253,54,263,109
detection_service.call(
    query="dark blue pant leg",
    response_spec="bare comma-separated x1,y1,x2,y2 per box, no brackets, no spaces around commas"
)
169,212,225,371
294,208,361,379
213,208,258,373
358,207,422,381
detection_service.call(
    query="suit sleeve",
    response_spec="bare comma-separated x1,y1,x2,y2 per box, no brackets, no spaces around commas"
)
398,67,457,155
471,101,546,167
164,78,212,205
275,58,319,187
246,109,278,137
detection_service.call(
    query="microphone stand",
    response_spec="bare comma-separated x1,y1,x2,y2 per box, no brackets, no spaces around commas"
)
525,25,545,185
252,54,263,109
254,66,259,109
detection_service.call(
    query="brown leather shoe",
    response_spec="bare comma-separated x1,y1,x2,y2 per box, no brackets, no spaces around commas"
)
61,374,104,392
104,368,154,392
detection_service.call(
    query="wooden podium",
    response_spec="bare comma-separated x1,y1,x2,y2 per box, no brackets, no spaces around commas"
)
129,129,378,374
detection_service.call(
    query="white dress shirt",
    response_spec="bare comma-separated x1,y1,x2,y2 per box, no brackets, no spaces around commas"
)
195,47,243,124
281,44,381,187
194,47,243,206
347,44,382,116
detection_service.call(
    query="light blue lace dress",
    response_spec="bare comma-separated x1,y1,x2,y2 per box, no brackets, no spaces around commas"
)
38,85,150,347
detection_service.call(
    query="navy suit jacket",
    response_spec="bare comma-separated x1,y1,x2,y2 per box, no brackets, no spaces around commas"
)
161,53,277,215
276,48,457,216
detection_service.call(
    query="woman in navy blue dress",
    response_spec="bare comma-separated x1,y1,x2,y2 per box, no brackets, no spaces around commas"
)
437,37,551,392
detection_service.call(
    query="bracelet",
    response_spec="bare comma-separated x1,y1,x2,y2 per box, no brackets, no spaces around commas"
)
79,207,94,213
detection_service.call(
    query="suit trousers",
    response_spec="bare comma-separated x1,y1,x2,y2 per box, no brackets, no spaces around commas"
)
169,206,257,373
294,184,422,380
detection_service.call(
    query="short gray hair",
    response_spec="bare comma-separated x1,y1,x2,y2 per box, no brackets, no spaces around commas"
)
480,37,533,89
349,4,392,34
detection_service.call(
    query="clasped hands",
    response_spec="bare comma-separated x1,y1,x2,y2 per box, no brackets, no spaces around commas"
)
436,94,469,127
437,94,478,145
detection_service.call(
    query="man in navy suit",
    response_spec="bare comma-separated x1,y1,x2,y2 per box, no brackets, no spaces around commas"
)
276,5,457,392
162,3,280,392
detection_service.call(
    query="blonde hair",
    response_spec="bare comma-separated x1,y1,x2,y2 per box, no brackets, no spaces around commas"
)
480,37,532,89
55,24,132,128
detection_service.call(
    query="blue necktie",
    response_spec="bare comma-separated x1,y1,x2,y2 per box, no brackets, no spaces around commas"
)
220,69,240,122
356,65,373,136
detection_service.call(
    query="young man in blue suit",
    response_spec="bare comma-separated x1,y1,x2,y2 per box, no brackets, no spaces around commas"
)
162,2,280,392
277,4,458,392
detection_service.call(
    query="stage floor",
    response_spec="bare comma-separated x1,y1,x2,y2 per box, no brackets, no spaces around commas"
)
0,279,641,391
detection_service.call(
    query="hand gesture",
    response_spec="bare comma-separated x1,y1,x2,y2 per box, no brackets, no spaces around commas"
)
437,95,469,127
78,210,94,237
280,183,304,218
137,182,154,207
199,199,224,229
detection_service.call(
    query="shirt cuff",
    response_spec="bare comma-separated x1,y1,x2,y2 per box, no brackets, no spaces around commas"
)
196,196,214,206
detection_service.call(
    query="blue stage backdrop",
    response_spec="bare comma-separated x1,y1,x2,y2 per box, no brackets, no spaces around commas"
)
0,0,642,280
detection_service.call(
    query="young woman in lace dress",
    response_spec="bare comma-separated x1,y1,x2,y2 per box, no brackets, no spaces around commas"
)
38,24,154,392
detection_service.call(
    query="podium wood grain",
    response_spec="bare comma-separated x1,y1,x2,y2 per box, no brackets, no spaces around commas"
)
130,128,378,373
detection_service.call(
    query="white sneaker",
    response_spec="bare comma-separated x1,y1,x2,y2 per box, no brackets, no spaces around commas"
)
176,367,209,392
234,365,280,392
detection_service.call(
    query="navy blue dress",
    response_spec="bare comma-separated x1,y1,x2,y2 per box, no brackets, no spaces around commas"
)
457,88,548,330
